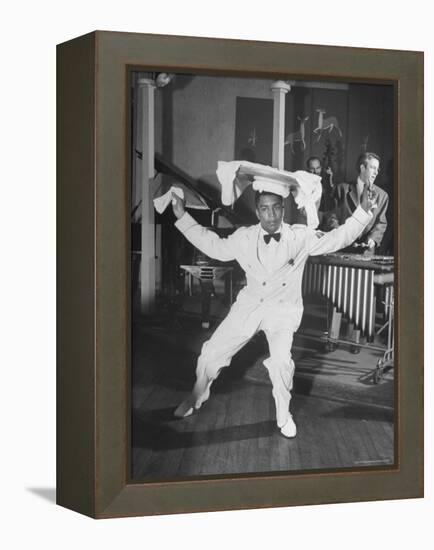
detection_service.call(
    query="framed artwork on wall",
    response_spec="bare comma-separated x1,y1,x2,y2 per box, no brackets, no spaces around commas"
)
57,31,423,518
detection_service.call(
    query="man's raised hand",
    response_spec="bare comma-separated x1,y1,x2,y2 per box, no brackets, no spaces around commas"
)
171,192,186,219
360,185,378,213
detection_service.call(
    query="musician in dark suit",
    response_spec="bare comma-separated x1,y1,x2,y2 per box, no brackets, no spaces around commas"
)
306,156,336,214
334,152,389,251
328,152,389,353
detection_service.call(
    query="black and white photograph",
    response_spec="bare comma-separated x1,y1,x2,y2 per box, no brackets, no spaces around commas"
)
130,70,395,481
5,0,431,543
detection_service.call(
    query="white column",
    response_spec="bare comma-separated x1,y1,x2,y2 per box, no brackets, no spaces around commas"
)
138,78,156,314
271,81,291,169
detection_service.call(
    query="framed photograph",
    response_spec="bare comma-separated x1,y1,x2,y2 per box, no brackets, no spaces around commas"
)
57,31,423,518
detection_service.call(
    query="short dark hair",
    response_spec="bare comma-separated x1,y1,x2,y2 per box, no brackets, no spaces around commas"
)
254,190,283,207
306,156,322,167
356,152,380,173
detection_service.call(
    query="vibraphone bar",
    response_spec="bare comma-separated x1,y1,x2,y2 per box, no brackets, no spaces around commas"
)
302,253,394,341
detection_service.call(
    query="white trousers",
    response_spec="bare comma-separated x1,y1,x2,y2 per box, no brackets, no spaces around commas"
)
193,306,296,428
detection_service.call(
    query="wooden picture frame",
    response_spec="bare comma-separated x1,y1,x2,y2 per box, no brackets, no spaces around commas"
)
57,31,423,518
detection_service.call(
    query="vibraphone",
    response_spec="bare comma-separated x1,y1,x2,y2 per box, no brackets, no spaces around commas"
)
302,253,394,343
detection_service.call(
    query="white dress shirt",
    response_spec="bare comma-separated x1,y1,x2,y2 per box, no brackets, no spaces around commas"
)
257,225,288,274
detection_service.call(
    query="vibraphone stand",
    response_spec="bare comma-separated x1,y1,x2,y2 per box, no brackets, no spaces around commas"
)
372,278,394,383
326,312,361,353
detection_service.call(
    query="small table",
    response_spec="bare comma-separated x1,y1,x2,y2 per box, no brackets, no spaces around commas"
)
180,265,234,329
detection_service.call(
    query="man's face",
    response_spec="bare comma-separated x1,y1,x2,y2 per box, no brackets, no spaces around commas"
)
256,193,284,234
360,157,380,187
307,159,322,175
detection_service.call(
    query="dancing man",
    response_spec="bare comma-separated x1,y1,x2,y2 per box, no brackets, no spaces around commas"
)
171,167,376,437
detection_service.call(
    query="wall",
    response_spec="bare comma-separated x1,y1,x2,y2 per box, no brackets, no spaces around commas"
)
156,75,394,195
151,75,394,231
159,74,274,201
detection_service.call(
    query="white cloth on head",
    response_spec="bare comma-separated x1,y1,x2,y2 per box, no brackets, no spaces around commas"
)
252,176,290,198
153,186,184,214
290,170,323,228
216,160,322,228
217,161,251,205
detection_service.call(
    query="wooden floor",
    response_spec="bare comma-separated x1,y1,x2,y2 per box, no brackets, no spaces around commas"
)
131,314,395,481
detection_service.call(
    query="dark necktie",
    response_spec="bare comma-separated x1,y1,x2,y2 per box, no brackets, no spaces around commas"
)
263,232,281,244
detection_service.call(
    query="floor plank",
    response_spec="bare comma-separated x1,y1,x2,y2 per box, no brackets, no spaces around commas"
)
131,304,395,480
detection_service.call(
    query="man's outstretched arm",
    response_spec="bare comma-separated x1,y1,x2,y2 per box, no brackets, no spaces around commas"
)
172,193,237,262
308,185,376,256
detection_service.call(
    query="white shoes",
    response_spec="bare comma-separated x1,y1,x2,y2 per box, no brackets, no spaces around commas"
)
174,385,297,440
174,378,212,418
173,400,195,418
280,414,297,438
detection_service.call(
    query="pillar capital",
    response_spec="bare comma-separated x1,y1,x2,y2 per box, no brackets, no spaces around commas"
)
137,77,156,88
271,80,291,94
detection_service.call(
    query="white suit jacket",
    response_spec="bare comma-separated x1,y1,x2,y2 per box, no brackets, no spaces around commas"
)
175,206,372,334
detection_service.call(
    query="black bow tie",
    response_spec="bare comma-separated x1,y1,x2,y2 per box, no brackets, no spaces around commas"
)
263,232,281,244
